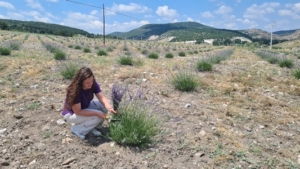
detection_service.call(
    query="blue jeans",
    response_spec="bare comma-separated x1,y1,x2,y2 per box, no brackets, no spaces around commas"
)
64,100,108,135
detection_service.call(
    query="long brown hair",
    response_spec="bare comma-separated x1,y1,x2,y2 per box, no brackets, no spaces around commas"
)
65,67,95,109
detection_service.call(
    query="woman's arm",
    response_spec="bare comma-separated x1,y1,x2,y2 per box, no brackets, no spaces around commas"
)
95,92,117,114
72,103,106,119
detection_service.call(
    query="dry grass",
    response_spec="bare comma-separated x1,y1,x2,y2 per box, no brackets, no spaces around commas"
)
1,30,300,168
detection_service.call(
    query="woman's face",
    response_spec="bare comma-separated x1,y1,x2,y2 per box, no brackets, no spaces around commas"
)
82,76,94,90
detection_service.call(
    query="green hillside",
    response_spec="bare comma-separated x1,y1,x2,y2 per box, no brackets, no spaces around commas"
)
109,21,253,43
273,29,299,36
0,19,92,37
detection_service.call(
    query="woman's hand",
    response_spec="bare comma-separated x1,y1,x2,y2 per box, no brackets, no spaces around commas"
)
107,107,118,114
97,112,107,119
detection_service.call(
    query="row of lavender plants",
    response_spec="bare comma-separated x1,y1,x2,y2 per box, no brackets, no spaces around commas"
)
0,40,22,56
171,48,235,92
255,50,300,79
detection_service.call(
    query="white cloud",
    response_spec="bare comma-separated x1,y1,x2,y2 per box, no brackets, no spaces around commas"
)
156,6,178,19
20,10,51,22
292,3,300,13
90,10,98,15
0,14,6,19
61,11,149,33
107,20,149,33
64,12,98,21
224,23,237,29
0,1,15,10
244,2,280,19
187,17,194,22
240,19,258,28
236,0,241,3
21,11,40,17
173,19,178,23
110,3,151,13
7,12,24,20
26,0,44,11
201,11,214,18
278,10,294,16
214,6,232,15
46,12,58,20
33,16,51,23
46,0,59,2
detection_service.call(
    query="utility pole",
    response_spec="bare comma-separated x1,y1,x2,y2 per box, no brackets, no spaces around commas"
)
270,21,275,50
103,4,105,45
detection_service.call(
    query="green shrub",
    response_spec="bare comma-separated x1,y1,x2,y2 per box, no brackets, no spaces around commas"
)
293,69,300,79
123,47,128,51
171,71,198,92
267,57,279,64
60,62,79,79
68,44,73,48
178,51,186,57
97,50,107,56
141,49,148,55
83,47,91,53
43,43,59,53
279,59,294,68
165,53,174,58
118,56,133,66
0,47,11,56
75,45,81,50
54,50,66,60
148,53,159,59
196,60,213,72
108,100,161,147
209,56,222,64
7,40,22,50
107,47,113,52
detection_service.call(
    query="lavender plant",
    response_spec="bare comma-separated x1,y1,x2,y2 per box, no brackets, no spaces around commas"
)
3,40,22,50
0,47,11,56
109,86,162,147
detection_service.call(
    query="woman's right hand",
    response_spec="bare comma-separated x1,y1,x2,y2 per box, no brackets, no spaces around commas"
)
97,112,106,119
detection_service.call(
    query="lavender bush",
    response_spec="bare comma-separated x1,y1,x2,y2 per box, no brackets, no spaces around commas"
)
109,86,162,147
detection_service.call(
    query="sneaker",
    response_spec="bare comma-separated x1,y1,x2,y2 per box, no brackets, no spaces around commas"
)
71,126,85,139
91,129,102,136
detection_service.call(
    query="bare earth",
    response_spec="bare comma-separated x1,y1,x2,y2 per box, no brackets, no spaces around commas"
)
0,31,300,169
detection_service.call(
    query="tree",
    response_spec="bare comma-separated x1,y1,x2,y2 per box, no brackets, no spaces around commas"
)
224,39,232,46
0,22,8,30
234,39,242,44
213,40,220,46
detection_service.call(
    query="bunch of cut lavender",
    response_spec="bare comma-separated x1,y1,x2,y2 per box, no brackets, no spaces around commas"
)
111,84,127,110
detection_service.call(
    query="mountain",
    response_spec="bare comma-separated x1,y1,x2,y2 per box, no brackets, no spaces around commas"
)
0,19,93,37
273,29,299,36
109,21,253,43
241,28,300,41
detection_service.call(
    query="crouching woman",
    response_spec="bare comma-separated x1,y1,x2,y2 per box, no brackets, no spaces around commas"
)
61,67,117,139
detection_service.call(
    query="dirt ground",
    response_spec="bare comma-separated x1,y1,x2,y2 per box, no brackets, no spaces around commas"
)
0,32,300,169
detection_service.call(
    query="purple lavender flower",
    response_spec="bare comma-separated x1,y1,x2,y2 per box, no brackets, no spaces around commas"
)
111,84,127,110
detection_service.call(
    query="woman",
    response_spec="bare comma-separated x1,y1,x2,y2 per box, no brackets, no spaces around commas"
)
61,67,117,139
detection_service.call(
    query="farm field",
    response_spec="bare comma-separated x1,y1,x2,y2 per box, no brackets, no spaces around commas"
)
0,30,300,168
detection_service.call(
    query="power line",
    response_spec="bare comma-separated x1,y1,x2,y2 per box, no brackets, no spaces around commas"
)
66,0,102,9
66,0,142,21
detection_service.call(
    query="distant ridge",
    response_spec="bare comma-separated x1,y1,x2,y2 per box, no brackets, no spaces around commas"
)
109,21,253,43
0,19,95,37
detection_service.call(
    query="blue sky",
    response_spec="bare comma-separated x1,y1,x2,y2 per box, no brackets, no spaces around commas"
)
0,0,299,34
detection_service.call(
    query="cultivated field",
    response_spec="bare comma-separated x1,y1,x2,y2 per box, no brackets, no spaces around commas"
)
0,30,300,169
